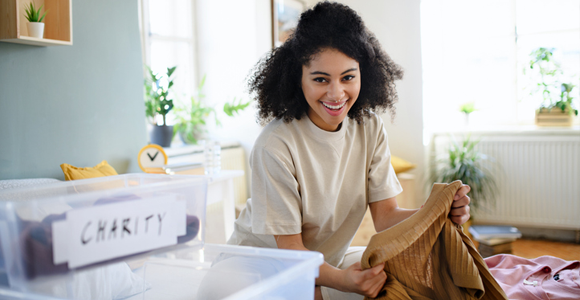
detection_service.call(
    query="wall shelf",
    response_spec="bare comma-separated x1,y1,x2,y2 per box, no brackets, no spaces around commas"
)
0,0,72,46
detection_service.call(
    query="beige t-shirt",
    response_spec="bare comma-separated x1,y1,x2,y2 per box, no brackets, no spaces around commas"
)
228,112,402,266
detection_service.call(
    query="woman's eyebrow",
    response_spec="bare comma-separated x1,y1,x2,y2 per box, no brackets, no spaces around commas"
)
310,71,331,76
341,68,358,75
310,68,358,76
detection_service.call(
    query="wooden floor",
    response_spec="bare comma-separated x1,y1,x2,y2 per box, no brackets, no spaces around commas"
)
511,238,580,261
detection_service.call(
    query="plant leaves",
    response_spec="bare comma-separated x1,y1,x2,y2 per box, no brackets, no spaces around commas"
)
223,97,251,116
143,65,177,125
431,134,498,212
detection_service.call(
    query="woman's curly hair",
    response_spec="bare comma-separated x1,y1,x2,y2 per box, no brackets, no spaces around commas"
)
248,1,404,126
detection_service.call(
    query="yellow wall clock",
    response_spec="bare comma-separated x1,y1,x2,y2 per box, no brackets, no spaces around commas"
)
138,144,168,173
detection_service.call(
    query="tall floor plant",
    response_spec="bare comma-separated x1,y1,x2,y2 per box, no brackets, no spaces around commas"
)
430,135,498,214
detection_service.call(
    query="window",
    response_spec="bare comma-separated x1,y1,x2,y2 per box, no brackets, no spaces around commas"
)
139,0,198,124
421,0,580,133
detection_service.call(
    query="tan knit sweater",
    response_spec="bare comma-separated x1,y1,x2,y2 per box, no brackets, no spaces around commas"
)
361,181,508,299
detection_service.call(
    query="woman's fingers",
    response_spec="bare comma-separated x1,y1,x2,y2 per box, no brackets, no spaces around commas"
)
450,184,471,225
453,184,471,200
346,263,387,297
363,264,387,298
451,195,470,208
450,211,470,225
450,201,470,224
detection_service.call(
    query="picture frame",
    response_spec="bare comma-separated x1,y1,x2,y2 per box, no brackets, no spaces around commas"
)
271,0,306,48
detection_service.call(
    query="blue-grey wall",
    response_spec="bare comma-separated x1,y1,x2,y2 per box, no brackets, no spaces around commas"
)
0,0,147,180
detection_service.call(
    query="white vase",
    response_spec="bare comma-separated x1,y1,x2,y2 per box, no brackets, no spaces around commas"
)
27,22,45,39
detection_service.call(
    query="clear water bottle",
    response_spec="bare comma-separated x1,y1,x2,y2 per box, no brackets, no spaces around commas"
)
203,140,221,175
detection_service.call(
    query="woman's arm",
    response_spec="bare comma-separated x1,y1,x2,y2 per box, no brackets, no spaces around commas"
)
369,197,418,232
274,233,386,298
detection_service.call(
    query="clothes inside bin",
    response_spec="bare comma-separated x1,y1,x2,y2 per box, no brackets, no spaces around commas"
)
17,194,201,280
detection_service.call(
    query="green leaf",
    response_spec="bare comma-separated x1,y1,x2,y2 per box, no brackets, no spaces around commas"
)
143,65,177,123
24,2,37,22
459,102,477,114
167,66,177,77
198,75,206,90
39,8,49,23
223,97,251,117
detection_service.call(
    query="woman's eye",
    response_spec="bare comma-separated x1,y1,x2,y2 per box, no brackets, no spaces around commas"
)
343,75,355,81
314,77,327,83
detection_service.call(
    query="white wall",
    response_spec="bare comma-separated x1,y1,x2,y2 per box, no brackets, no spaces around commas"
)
197,0,425,202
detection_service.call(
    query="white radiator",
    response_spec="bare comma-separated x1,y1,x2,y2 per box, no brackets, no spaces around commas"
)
431,131,580,230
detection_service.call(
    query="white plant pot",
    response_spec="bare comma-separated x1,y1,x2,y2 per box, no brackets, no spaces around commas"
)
27,22,45,39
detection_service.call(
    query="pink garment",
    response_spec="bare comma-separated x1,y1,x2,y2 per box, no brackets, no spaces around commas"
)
485,254,580,299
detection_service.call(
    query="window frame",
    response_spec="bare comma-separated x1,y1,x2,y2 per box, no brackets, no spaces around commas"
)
138,0,200,99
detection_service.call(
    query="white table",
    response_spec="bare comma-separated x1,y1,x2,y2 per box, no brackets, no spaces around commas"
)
203,170,244,244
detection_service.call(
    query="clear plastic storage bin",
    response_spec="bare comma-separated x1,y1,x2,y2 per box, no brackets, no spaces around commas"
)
0,244,323,300
131,243,323,300
0,174,207,294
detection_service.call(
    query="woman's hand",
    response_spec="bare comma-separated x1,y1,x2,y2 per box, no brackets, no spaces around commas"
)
341,262,386,298
275,233,386,298
450,184,471,225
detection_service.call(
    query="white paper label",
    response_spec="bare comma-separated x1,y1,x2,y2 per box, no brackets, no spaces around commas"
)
52,195,186,268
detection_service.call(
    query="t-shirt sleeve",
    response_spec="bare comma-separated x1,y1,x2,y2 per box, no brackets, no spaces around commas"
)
368,120,403,203
250,145,303,235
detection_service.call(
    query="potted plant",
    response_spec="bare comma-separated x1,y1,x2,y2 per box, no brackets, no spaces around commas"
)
459,101,477,126
430,134,498,220
24,2,48,39
526,47,579,126
144,65,176,147
173,76,251,145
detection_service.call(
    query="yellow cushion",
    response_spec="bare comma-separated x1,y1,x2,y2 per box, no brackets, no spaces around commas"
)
60,160,118,181
391,156,416,174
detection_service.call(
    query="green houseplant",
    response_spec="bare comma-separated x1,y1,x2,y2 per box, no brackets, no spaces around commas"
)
144,65,177,147
173,76,215,144
526,47,578,126
24,2,48,38
554,82,578,115
430,135,497,216
173,76,251,145
459,101,477,125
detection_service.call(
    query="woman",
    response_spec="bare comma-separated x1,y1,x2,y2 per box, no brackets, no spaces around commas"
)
228,2,471,299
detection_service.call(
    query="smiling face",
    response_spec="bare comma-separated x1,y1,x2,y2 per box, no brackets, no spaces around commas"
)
301,48,361,131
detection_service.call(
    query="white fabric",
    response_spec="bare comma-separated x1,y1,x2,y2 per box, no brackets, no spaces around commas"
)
229,113,402,266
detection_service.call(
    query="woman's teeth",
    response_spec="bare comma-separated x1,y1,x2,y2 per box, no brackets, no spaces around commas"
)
322,101,346,110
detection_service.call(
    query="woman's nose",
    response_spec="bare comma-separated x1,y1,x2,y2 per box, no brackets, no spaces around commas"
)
327,82,345,101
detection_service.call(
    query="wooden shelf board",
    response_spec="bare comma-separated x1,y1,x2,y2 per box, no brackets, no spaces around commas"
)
0,36,72,46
